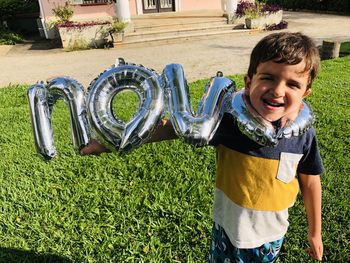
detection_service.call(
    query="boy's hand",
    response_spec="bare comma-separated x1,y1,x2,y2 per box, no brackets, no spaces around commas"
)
307,234,323,261
80,140,110,155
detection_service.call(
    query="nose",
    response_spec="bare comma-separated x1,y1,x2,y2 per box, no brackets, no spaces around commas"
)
272,82,285,97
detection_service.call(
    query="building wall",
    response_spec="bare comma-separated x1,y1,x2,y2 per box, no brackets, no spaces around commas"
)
41,0,253,20
130,0,224,15
40,0,116,22
129,0,138,16
39,0,254,38
180,0,222,11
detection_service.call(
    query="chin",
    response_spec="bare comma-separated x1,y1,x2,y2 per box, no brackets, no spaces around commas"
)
259,113,283,123
267,116,282,122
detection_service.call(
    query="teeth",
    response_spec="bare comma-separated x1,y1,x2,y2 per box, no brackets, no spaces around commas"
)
264,99,284,107
269,102,282,106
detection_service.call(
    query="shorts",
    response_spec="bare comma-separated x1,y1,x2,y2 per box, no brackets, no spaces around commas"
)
208,223,284,263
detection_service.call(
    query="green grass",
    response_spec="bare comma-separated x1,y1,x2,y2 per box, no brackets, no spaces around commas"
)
340,41,350,57
0,57,349,262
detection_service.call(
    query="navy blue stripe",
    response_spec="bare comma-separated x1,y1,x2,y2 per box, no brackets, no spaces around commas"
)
210,113,324,175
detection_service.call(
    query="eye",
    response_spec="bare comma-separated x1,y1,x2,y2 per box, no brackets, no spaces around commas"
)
287,81,301,89
260,75,273,81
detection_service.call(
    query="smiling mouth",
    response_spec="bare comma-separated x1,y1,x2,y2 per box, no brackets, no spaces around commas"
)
263,99,285,108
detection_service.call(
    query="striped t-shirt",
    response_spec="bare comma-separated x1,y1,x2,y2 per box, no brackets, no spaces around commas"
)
210,113,324,248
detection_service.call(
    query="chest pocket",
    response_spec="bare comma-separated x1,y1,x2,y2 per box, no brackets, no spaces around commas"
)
277,152,303,184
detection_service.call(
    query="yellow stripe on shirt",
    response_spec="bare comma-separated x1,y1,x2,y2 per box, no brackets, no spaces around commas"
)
216,145,299,211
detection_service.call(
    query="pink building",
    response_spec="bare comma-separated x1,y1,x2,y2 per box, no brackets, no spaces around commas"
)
38,0,243,38
129,0,224,14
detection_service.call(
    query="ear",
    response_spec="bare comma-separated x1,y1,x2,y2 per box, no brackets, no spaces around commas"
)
303,88,312,98
244,75,251,93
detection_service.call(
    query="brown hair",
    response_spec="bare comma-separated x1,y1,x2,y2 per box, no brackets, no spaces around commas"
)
247,32,320,88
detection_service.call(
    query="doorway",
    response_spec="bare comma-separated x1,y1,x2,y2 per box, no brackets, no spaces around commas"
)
142,0,175,13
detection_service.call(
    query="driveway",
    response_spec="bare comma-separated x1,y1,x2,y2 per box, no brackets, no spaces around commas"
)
1,11,350,88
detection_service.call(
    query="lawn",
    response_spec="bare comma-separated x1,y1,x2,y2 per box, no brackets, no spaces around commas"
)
0,56,349,262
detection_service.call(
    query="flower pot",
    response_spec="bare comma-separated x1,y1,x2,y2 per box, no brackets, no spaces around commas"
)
112,32,125,43
245,10,283,30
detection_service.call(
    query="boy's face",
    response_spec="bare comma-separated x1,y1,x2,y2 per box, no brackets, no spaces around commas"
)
244,60,311,124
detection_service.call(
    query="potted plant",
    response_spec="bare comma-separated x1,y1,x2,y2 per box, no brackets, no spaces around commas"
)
108,20,128,44
52,1,74,24
52,2,112,50
233,1,284,30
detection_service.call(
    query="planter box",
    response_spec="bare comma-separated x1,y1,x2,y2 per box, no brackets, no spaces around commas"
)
230,14,246,29
245,10,283,30
58,23,111,50
231,15,246,25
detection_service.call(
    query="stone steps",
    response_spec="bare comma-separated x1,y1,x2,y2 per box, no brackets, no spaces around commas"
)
114,10,248,46
124,23,237,43
117,28,250,46
134,18,228,31
132,13,228,28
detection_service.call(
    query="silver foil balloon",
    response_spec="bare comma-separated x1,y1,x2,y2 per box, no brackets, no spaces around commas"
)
27,77,91,159
28,82,56,159
87,58,164,152
28,59,315,160
277,101,314,139
162,64,235,146
226,89,314,146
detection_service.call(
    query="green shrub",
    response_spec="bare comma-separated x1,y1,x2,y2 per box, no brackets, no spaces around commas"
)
264,0,350,13
236,1,282,18
67,37,89,51
0,28,23,44
52,2,74,23
0,0,39,22
110,20,128,33
244,2,264,19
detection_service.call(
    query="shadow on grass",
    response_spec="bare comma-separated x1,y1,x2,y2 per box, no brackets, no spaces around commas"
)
0,247,71,263
339,41,350,57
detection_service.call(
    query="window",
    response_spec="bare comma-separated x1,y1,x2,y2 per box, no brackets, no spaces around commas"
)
82,0,110,4
70,0,110,5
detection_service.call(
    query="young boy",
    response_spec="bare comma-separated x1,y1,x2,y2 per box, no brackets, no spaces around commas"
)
81,32,324,262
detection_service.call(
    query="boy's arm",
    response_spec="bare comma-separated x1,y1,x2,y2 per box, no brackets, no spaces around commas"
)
80,119,177,155
298,173,323,261
147,119,178,142
80,140,111,155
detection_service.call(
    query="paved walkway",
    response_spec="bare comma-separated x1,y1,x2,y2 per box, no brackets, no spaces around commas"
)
1,11,350,88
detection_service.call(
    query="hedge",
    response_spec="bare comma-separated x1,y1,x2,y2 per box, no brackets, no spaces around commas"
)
0,0,39,22
264,0,350,14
